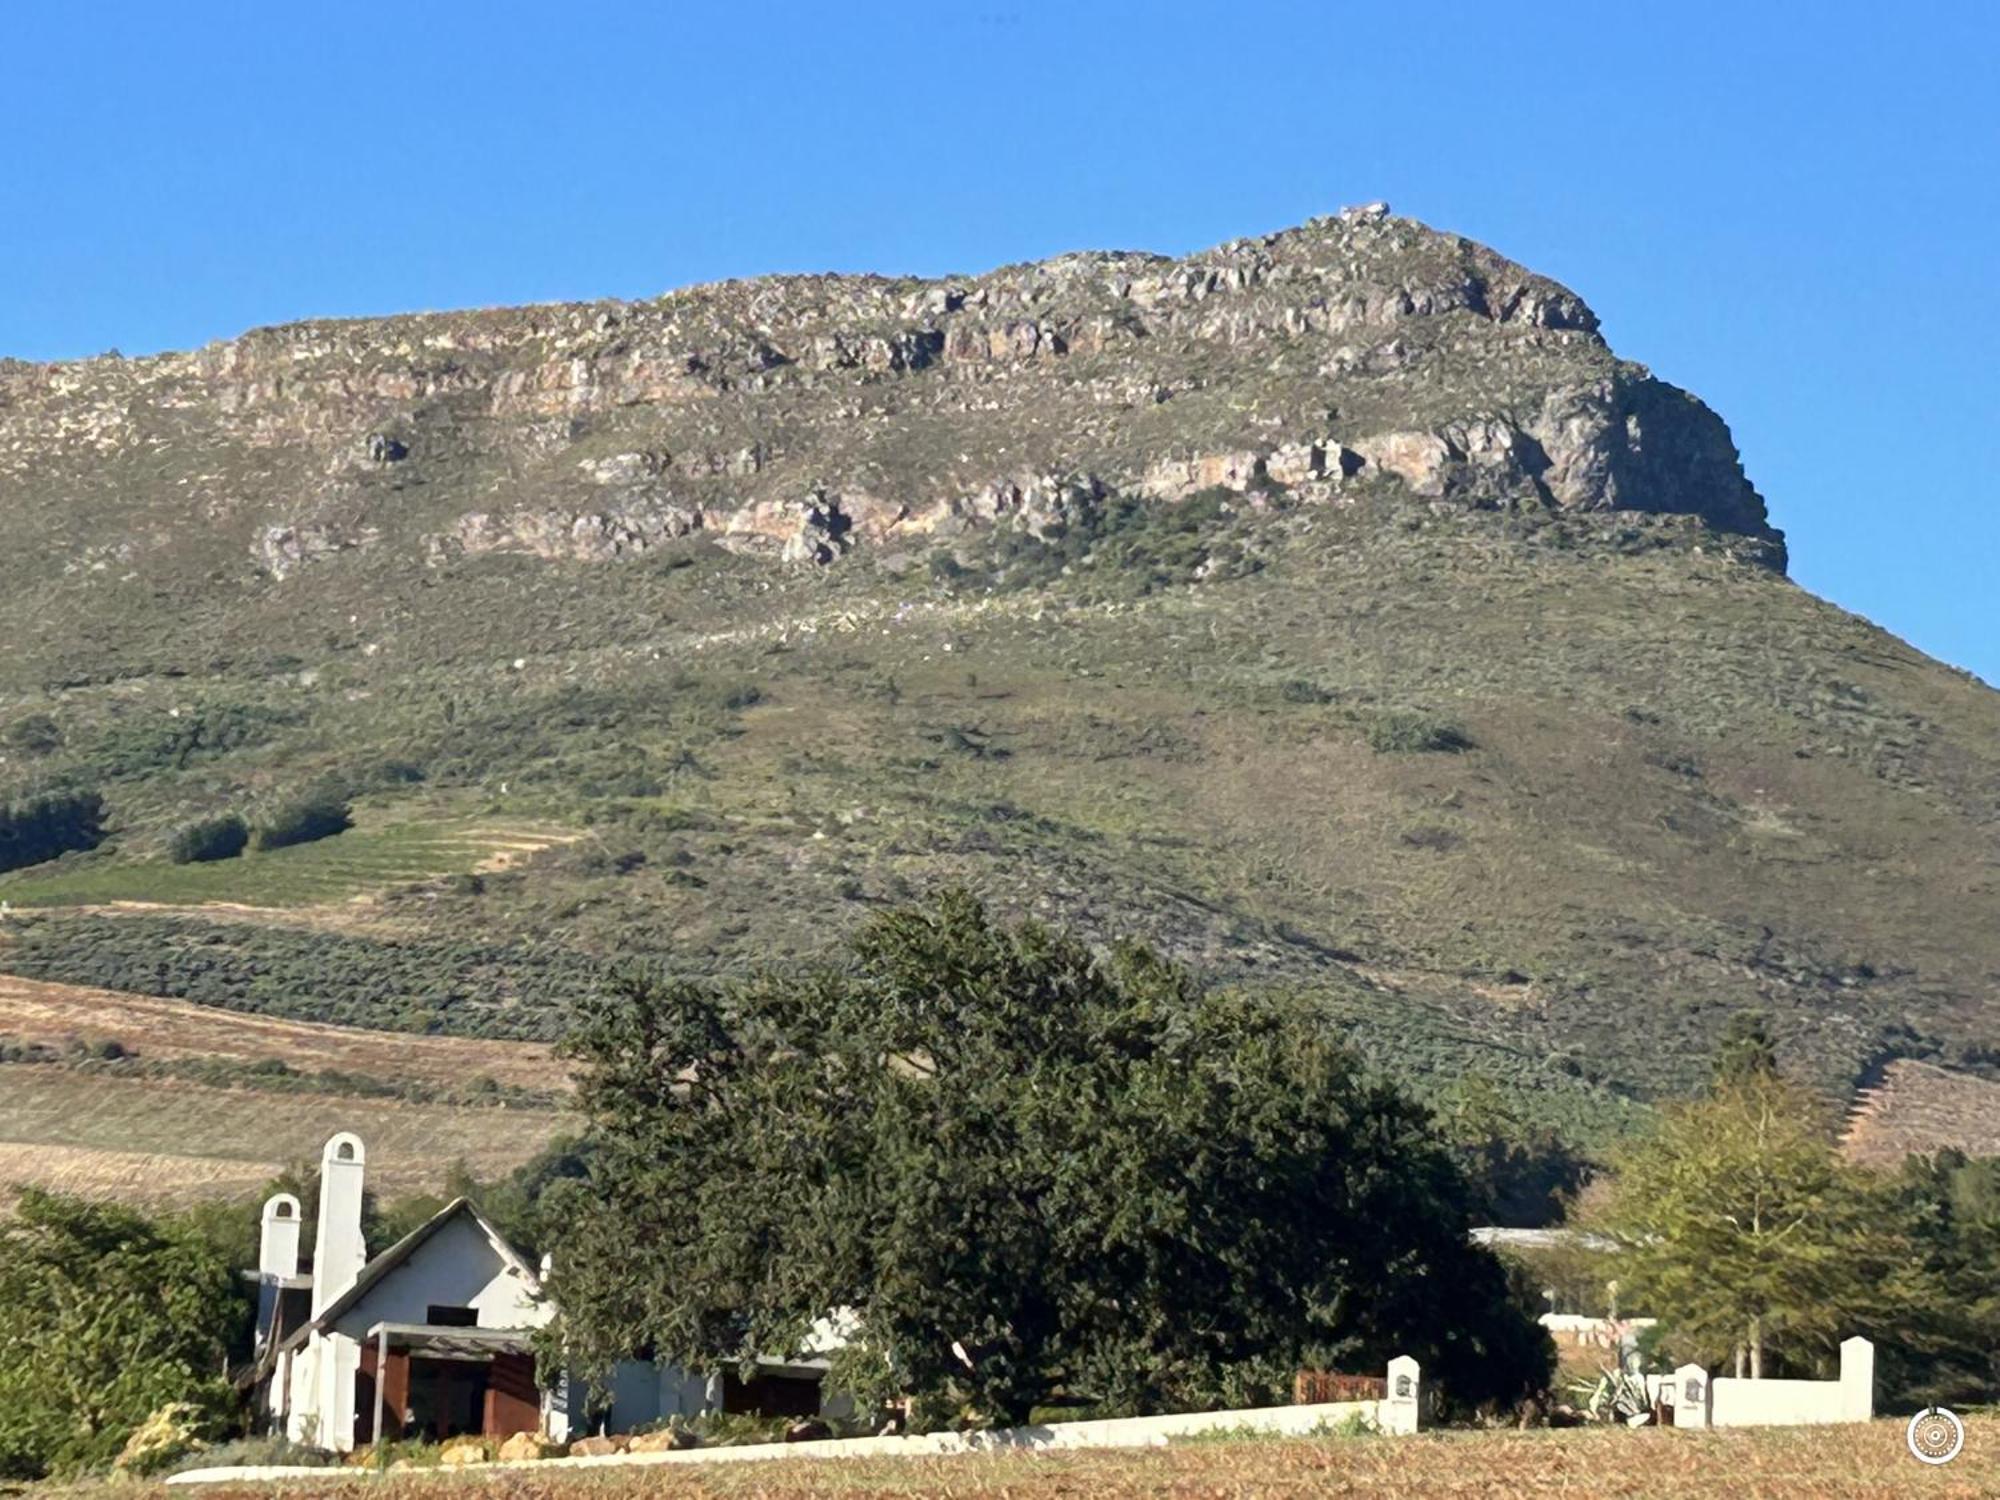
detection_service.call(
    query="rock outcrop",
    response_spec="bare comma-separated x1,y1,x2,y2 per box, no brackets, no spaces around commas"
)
0,206,1783,588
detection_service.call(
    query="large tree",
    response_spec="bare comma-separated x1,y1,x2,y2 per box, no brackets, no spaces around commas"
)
1591,1068,1911,1378
544,890,1548,1426
0,1190,244,1479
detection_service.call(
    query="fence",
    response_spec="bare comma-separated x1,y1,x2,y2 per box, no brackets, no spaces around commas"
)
166,1357,1424,1484
1667,1337,1873,1429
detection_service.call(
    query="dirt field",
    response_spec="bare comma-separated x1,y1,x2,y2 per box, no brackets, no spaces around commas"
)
0,973,561,1092
0,1068,565,1206
97,1421,2000,1498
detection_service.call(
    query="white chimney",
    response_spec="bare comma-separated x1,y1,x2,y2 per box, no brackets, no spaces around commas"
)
259,1193,301,1279
310,1132,367,1315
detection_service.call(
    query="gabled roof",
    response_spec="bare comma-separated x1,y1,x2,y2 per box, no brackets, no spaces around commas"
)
277,1198,542,1355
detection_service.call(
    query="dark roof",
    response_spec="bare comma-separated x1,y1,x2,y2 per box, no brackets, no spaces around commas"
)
360,1322,538,1359
277,1198,542,1355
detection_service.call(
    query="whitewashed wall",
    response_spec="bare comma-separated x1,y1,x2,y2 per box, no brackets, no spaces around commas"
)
326,1215,548,1341
1670,1337,1873,1429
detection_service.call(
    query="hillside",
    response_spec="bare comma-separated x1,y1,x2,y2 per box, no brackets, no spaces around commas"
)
0,974,565,1206
3,204,1997,1168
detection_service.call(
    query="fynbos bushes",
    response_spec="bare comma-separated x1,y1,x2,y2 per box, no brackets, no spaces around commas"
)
166,813,249,865
252,794,351,851
0,791,106,874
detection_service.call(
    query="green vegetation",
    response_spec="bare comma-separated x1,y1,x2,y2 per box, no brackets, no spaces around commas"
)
0,910,593,1037
251,791,351,851
1889,1149,2000,1406
548,891,1550,1428
1582,1035,2000,1408
1592,1068,1901,1379
167,813,248,865
0,790,105,874
0,818,565,913
0,484,1995,1165
0,1190,243,1479
936,488,1267,597
1364,710,1474,754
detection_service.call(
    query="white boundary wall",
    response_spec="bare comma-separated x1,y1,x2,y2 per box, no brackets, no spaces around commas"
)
1669,1337,1873,1429
167,1358,1421,1485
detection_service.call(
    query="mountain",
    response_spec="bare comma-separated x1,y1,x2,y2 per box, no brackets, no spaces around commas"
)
2,204,1996,1170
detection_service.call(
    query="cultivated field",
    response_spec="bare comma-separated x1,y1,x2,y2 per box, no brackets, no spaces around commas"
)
0,974,561,1092
125,1422,2000,1498
0,1068,565,1206
1843,1059,2000,1168
0,819,572,910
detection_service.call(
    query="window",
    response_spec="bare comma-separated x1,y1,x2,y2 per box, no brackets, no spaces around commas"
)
426,1305,478,1327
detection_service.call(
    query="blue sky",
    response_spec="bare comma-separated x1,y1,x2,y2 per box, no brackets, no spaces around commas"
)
5,2,1995,682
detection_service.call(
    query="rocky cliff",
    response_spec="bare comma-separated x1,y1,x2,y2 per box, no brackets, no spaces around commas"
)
0,204,1780,593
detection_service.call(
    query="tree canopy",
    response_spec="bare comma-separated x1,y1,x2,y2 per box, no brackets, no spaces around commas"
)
544,890,1549,1427
0,1189,244,1479
1590,1068,1912,1378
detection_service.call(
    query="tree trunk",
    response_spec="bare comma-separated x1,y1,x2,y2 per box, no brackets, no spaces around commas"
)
1749,1316,1763,1379
1733,1343,1745,1378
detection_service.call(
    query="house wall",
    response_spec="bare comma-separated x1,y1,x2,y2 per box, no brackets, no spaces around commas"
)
587,1360,718,1437
327,1215,548,1343
285,1332,362,1450
485,1353,542,1438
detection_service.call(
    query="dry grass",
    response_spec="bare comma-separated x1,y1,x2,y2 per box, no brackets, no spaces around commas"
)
0,1068,564,1206
0,1142,276,1207
74,1422,2000,1498
1843,1059,2000,1168
0,973,561,1092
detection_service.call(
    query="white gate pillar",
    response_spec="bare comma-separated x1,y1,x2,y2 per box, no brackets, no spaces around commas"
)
1838,1336,1874,1422
1381,1355,1422,1433
1671,1363,1711,1428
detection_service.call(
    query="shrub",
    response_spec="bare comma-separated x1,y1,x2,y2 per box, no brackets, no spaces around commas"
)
253,794,351,851
167,813,249,865
1364,711,1474,754
0,1191,242,1479
163,1436,334,1477
1,714,63,756
0,791,106,874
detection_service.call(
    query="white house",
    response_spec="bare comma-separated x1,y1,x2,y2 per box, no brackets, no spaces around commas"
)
247,1132,843,1451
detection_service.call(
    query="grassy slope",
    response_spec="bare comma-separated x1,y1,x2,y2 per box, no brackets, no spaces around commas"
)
3,499,1998,1160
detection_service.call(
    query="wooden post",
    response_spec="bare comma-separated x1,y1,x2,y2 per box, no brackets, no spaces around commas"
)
372,1327,389,1461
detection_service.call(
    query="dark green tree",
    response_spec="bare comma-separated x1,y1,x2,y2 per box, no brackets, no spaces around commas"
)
1879,1150,2000,1407
544,890,1549,1427
0,1190,246,1479
167,813,249,865
0,790,106,874
252,793,350,851
1711,1010,1779,1088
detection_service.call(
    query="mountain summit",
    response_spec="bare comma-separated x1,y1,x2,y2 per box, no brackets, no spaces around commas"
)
1,211,1993,1156
2,204,1777,608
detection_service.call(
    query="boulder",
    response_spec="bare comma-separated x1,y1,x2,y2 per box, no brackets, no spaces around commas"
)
438,1436,489,1467
628,1426,699,1452
784,1418,834,1443
497,1431,560,1462
112,1402,207,1476
568,1434,630,1457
